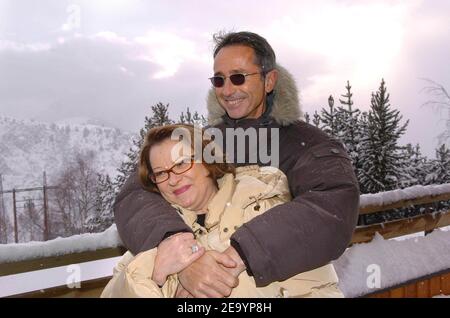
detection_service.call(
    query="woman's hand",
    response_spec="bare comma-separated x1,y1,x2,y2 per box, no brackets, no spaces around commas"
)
152,232,205,286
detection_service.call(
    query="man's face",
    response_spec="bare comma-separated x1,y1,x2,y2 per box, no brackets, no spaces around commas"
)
213,45,274,120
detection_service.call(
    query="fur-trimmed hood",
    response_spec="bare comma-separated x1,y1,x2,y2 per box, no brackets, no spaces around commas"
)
207,64,303,127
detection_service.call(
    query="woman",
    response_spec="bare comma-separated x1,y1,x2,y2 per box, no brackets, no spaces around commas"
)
101,124,343,298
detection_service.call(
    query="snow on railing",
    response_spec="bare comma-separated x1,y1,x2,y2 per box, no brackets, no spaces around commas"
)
333,226,450,298
0,225,122,264
360,183,450,209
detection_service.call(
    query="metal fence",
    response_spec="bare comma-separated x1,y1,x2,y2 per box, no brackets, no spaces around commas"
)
0,172,57,243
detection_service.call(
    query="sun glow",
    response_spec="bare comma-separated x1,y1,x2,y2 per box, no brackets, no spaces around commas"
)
266,2,415,91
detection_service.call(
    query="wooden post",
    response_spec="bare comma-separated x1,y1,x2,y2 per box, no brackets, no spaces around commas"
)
0,174,6,244
13,188,18,243
43,171,49,241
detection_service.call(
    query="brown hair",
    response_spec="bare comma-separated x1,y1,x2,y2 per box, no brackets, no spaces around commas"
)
139,124,235,192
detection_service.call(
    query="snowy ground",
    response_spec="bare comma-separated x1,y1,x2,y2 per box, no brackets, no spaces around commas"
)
0,225,449,297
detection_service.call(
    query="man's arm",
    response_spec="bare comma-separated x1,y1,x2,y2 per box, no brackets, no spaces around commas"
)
114,169,192,254
230,140,360,287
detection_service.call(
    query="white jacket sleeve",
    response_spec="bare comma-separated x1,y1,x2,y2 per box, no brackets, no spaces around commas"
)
101,249,178,298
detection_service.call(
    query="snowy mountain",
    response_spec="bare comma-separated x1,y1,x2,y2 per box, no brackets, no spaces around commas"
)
0,116,135,190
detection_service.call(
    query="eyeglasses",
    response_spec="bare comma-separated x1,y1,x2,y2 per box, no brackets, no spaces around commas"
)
209,72,261,88
148,156,195,184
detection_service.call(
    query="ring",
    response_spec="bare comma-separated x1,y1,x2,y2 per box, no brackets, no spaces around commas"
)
191,244,199,254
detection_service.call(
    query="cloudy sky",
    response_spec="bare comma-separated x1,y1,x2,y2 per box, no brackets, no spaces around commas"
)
0,0,449,157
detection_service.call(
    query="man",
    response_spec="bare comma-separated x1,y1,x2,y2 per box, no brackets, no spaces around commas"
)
114,31,360,297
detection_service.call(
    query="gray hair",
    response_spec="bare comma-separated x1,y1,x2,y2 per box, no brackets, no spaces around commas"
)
213,31,276,75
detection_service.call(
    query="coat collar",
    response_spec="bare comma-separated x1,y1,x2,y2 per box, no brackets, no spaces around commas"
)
173,173,235,230
206,64,303,127
173,166,290,232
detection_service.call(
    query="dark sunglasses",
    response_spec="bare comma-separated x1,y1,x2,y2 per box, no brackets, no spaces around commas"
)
209,72,262,88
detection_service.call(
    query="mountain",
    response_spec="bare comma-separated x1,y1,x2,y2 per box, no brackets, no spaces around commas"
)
0,116,135,190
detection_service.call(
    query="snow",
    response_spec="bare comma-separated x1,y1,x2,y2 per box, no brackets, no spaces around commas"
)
0,225,122,263
333,228,450,298
0,115,134,190
360,183,450,208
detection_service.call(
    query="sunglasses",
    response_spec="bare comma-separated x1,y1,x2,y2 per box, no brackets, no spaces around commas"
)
209,72,262,88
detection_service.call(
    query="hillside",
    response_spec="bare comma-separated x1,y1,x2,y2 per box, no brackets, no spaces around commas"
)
0,116,135,190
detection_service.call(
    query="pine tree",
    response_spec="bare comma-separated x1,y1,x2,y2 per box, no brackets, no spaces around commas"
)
337,81,362,176
425,144,450,185
84,174,115,233
399,143,428,187
312,111,321,128
320,95,339,137
358,79,409,194
114,102,173,191
178,107,207,127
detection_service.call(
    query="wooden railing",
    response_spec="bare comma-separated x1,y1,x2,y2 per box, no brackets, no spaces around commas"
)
352,209,450,244
1,186,450,298
365,269,450,298
354,189,450,244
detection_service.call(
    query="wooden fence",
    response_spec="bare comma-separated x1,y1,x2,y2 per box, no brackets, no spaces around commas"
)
1,188,450,298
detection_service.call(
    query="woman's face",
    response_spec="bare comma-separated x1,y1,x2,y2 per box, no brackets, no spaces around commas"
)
149,138,217,212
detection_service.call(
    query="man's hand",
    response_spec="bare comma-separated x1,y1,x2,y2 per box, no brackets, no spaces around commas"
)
178,250,239,298
152,232,205,286
222,246,246,277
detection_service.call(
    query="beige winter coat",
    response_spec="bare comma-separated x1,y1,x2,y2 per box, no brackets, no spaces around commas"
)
101,166,343,298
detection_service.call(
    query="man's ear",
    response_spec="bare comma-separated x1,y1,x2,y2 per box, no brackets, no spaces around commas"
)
264,69,278,93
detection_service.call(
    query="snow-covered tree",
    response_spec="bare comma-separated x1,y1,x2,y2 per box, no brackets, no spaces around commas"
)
358,79,409,194
115,102,174,191
84,174,115,233
337,81,362,176
425,144,450,185
19,198,43,242
320,95,339,137
50,151,100,236
399,143,428,188
0,217,7,243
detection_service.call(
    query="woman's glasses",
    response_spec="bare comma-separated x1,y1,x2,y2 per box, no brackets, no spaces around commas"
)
209,72,261,88
148,156,195,184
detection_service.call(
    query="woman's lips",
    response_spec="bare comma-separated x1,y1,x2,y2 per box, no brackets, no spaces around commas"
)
173,185,191,196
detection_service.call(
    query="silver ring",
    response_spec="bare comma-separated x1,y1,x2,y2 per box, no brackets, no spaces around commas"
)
191,244,199,254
